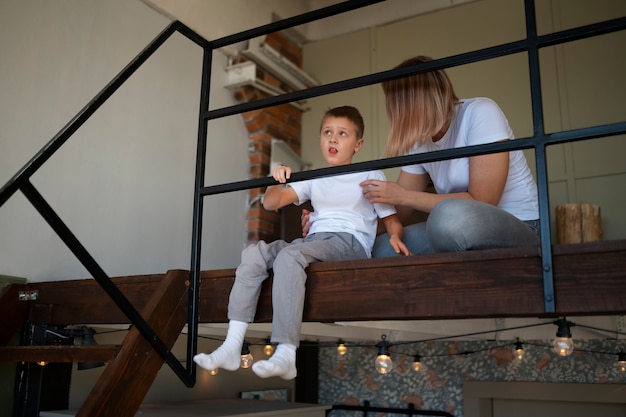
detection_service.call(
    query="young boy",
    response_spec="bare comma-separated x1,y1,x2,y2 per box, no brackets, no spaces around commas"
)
194,106,409,380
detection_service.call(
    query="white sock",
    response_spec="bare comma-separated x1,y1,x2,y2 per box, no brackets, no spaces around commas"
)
193,320,248,371
252,343,297,380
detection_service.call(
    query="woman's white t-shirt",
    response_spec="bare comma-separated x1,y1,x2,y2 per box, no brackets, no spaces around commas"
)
401,97,539,220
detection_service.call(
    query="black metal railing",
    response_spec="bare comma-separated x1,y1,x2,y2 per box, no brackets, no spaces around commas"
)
327,400,454,417
1,0,624,387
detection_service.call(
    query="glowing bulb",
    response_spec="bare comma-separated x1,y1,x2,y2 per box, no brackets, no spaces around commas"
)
240,353,254,368
263,339,274,356
209,368,219,376
337,341,347,356
617,351,626,372
552,337,574,357
411,354,422,372
514,339,525,361
240,341,254,368
552,318,575,357
374,334,393,374
36,360,48,367
375,354,393,374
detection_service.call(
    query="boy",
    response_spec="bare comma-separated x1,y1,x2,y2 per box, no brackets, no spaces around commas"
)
194,106,409,380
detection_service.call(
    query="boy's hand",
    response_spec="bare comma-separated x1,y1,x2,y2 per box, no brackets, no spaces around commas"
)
272,165,292,184
389,235,411,256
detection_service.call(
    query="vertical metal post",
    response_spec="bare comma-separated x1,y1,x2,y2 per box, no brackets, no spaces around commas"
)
187,44,213,382
525,0,555,313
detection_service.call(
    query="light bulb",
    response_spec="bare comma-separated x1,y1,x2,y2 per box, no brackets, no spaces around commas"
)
514,339,524,361
617,351,626,372
552,318,575,357
240,341,254,368
411,355,422,372
374,334,393,374
209,368,219,376
337,341,347,356
36,360,48,367
263,339,274,356
375,354,393,374
240,353,254,368
552,337,574,357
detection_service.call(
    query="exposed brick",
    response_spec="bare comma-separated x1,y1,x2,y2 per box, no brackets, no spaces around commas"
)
233,33,304,245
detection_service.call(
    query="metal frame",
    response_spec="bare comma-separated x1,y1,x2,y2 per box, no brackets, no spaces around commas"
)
1,0,624,387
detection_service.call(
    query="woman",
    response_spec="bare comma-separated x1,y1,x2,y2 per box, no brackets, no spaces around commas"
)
360,55,541,256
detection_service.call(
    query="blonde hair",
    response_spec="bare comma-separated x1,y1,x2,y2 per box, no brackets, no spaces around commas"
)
382,56,459,157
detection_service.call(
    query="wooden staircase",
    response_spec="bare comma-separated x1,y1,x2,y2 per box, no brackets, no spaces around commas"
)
0,269,189,417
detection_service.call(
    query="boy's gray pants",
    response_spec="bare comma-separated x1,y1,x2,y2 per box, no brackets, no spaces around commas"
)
228,232,367,346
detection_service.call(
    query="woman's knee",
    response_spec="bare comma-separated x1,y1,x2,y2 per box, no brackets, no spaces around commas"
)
427,200,484,251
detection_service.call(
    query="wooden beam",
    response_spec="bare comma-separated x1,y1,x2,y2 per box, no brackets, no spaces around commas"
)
0,345,120,363
76,269,189,417
0,283,30,345
4,240,626,329
25,273,165,324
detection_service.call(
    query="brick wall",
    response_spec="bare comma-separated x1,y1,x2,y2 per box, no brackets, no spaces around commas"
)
231,33,304,244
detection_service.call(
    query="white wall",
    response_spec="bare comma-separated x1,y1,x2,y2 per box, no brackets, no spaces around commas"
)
0,0,250,283
301,0,626,241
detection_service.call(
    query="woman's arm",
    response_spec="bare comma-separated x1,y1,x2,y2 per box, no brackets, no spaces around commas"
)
362,148,509,215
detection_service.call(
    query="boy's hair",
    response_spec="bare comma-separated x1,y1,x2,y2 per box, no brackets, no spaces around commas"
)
321,106,365,139
382,55,459,157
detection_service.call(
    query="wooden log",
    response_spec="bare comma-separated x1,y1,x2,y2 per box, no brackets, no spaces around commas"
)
581,203,603,242
556,203,602,244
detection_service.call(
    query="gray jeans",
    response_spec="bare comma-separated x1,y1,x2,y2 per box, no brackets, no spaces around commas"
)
373,199,541,257
228,232,367,346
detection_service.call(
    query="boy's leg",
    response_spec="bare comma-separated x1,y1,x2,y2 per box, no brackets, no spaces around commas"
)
194,239,292,372
193,320,248,371
252,233,365,379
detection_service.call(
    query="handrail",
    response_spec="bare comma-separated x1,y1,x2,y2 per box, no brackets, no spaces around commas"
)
1,0,625,388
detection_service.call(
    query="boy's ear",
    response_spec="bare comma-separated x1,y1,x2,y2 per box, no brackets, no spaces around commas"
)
354,138,364,153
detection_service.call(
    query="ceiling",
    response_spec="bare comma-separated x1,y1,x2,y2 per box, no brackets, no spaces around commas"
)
141,0,477,54
137,0,624,345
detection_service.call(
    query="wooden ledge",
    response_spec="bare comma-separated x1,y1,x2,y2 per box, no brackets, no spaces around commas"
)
1,240,624,335
0,345,121,363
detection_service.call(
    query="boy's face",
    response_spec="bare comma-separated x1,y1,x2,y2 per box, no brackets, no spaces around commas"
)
319,116,364,167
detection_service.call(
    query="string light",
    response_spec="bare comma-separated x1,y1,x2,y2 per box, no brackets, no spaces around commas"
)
240,340,254,368
209,368,219,376
374,334,393,374
263,338,274,356
514,338,525,361
337,340,347,356
411,354,423,372
36,360,48,367
190,320,625,373
617,351,626,372
552,318,575,357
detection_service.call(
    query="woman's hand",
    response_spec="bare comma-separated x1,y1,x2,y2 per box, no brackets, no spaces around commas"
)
360,179,407,206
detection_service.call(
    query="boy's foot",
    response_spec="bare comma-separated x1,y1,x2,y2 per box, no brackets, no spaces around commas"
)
251,344,297,380
193,344,241,372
